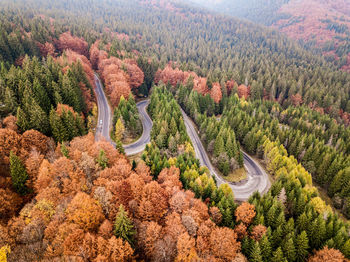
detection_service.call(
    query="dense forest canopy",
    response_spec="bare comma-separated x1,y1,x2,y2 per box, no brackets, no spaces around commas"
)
0,0,350,261
0,0,350,121
186,0,350,73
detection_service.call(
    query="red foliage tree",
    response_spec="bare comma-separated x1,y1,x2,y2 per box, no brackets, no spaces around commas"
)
138,181,169,222
55,32,89,57
226,80,236,95
291,93,303,106
210,83,223,103
237,84,250,99
234,223,248,240
37,42,55,57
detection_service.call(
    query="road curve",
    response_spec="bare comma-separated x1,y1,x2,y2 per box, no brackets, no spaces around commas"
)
181,108,271,201
123,100,152,155
94,73,270,200
94,74,152,155
94,73,112,142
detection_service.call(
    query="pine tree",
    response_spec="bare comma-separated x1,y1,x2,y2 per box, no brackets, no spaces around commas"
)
250,241,263,262
342,239,350,258
214,136,224,157
259,235,272,262
170,117,177,136
49,109,67,142
295,231,309,262
271,247,287,262
283,236,296,262
29,102,50,135
114,204,136,245
238,151,244,167
16,107,29,132
10,151,28,195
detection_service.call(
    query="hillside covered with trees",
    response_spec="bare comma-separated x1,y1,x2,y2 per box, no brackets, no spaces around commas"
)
0,0,350,261
187,0,350,73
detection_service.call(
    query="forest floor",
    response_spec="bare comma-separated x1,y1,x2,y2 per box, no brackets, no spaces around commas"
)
127,151,143,164
222,167,247,183
122,130,142,145
314,183,349,222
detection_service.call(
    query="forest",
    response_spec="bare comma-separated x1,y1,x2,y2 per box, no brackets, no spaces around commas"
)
0,0,350,261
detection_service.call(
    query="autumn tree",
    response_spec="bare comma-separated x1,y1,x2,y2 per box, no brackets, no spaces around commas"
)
251,225,267,241
235,202,256,225
175,232,198,261
66,192,105,231
210,82,223,103
209,227,241,261
308,246,345,262
115,118,125,141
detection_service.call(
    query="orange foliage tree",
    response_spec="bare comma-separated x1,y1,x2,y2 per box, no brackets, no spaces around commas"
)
235,202,256,225
66,192,105,231
308,246,345,262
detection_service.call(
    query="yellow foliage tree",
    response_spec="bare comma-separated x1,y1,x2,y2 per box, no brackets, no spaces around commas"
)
0,245,10,262
115,118,125,141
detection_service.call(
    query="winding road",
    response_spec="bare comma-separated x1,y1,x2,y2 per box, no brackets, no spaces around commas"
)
94,74,152,155
181,109,271,201
94,73,270,200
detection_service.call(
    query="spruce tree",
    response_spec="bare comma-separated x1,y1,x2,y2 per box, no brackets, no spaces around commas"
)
16,107,29,132
271,247,287,262
214,136,224,157
250,241,263,262
283,236,296,262
114,204,136,245
259,235,272,262
295,231,309,262
10,151,28,195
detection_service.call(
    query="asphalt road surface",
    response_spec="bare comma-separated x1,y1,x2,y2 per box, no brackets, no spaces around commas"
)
123,100,152,155
94,73,270,200
94,73,112,142
94,74,152,155
180,108,271,201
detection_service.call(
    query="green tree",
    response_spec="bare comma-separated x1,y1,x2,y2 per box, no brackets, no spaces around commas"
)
61,143,69,158
97,149,108,169
16,107,29,132
250,241,263,262
259,235,272,262
271,247,287,262
283,236,296,262
10,151,28,195
114,204,136,245
295,231,309,262
115,138,125,154
214,136,224,157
